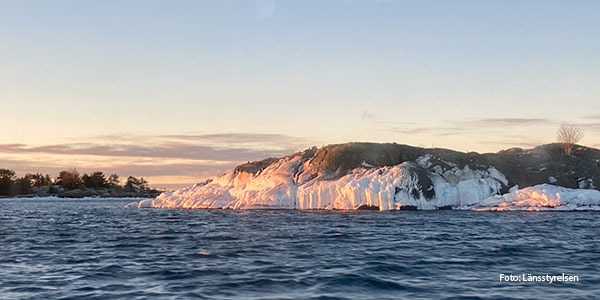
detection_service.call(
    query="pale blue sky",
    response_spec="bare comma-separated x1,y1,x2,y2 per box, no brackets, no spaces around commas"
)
1,0,599,187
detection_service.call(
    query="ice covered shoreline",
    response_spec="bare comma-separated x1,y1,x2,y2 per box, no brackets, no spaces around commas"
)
128,183,600,211
127,143,600,212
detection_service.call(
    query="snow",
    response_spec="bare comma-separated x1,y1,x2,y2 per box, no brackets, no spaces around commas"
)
129,153,508,210
127,153,600,212
295,163,447,210
416,154,432,168
577,178,595,189
467,184,600,211
486,167,508,186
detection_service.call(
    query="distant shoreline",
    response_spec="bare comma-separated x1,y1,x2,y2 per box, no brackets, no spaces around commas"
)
0,194,157,199
0,188,162,199
0,195,152,200
0,169,164,199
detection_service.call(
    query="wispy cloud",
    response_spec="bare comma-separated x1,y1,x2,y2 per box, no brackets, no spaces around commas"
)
583,113,600,120
0,133,311,161
0,143,288,161
158,133,306,147
475,139,543,148
86,132,306,147
391,126,442,135
392,118,555,136
579,122,600,130
459,118,554,127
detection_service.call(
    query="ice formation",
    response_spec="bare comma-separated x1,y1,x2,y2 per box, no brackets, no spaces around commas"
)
468,184,600,211
127,147,600,211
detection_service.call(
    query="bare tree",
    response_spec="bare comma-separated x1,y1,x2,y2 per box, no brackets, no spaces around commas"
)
556,124,584,155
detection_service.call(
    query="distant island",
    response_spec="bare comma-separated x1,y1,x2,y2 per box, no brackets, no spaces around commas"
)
0,169,161,198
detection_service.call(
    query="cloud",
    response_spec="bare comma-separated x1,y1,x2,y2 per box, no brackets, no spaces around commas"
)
391,118,555,136
579,122,600,130
83,133,311,153
105,163,233,177
0,133,311,162
88,132,305,145
158,132,306,146
475,139,543,149
583,113,600,120
460,118,554,127
391,126,441,135
391,124,471,137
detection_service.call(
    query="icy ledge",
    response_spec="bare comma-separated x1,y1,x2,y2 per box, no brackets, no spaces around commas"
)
126,155,600,211
466,184,600,211
128,183,600,211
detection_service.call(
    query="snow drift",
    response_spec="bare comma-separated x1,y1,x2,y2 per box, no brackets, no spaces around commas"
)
469,184,600,211
127,143,600,211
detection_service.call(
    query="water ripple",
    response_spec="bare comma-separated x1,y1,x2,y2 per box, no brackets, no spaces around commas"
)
0,199,598,299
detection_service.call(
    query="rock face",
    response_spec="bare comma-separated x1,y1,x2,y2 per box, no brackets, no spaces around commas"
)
129,142,600,210
484,144,600,190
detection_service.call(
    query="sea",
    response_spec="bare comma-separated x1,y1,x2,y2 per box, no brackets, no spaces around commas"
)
1,198,598,300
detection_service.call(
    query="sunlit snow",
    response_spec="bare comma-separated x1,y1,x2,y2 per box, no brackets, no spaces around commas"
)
127,151,600,211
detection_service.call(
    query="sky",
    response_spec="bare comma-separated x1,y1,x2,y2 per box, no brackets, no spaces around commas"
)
1,0,599,188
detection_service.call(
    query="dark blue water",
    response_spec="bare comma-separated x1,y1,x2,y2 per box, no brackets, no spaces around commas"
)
1,198,599,300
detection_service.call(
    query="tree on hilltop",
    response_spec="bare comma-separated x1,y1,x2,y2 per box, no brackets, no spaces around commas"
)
557,124,584,155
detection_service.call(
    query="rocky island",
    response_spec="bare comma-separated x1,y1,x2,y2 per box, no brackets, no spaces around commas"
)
129,142,600,211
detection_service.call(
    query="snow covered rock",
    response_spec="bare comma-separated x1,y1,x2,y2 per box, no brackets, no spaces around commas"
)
128,142,600,211
467,184,600,211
